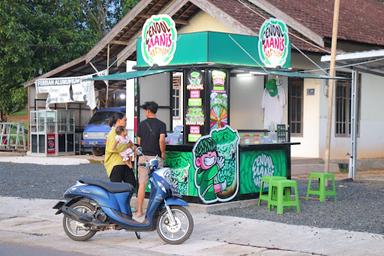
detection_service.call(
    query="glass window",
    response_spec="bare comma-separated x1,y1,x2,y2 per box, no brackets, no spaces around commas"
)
172,76,181,119
335,72,361,137
288,78,304,136
88,111,124,125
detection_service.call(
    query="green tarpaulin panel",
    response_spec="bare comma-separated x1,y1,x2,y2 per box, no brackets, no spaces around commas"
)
88,69,175,81
136,31,291,68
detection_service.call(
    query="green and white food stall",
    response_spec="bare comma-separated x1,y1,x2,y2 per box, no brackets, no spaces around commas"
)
92,16,299,204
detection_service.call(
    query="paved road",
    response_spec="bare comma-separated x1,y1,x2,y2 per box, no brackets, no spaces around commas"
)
1,161,384,255
0,162,107,199
1,162,383,234
0,242,92,256
1,196,384,256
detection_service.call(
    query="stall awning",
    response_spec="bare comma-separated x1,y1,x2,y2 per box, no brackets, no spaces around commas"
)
321,49,384,77
88,69,175,81
268,70,350,80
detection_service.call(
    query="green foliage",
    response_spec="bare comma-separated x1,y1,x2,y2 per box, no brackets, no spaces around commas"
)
0,0,140,120
11,87,27,113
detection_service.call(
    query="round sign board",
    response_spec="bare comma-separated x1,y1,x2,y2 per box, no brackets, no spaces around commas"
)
141,14,177,66
258,18,289,68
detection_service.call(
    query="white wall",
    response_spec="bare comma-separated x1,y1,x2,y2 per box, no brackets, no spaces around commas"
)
356,73,384,158
178,11,233,34
318,78,329,159
291,78,322,158
138,72,171,130
230,75,288,130
317,72,384,160
230,75,264,129
126,61,135,141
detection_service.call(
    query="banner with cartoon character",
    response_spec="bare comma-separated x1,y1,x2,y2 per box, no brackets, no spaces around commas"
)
192,126,240,204
239,150,287,194
165,151,195,196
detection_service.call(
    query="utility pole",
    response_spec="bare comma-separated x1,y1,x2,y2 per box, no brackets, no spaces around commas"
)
324,0,341,172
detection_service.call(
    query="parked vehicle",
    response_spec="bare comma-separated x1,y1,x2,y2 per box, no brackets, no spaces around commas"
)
81,107,125,156
53,149,194,244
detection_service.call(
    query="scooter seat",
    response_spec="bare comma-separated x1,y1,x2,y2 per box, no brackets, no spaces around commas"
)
79,178,135,193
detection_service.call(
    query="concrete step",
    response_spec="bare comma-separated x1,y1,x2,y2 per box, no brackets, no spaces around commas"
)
291,163,339,175
291,157,384,176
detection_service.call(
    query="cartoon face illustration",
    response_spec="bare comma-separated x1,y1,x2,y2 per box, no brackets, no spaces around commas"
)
193,126,240,204
193,137,227,203
195,151,217,170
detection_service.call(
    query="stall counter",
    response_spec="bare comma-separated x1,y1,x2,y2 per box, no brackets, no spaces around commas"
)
165,142,299,203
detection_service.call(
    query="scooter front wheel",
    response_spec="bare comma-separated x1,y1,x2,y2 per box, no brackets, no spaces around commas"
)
63,200,97,241
156,205,194,244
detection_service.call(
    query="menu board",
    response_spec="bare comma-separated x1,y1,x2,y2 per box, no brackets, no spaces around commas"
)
210,70,228,130
185,70,205,142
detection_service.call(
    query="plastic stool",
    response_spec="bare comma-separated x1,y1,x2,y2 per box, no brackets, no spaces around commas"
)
306,172,336,202
258,176,286,207
268,179,301,214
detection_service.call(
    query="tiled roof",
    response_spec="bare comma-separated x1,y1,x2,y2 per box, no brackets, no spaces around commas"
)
207,0,329,53
268,0,384,46
208,0,384,52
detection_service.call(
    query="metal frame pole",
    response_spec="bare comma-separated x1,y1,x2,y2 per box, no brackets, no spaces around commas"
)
349,70,358,179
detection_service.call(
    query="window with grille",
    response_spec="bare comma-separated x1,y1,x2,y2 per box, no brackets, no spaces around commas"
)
288,77,304,136
335,72,360,137
172,75,181,119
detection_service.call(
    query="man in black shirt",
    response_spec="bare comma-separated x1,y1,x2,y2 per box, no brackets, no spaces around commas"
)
136,101,166,218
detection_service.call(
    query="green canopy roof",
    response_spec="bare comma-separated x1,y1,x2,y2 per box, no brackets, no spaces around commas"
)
88,69,174,81
136,31,292,69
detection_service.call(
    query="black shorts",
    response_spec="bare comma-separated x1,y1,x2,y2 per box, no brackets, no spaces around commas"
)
110,165,136,187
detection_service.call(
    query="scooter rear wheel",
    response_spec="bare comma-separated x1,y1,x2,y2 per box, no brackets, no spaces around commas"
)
63,200,97,241
156,206,193,244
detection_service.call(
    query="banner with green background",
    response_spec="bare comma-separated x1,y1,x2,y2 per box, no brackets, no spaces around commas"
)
165,149,287,198
165,151,198,196
239,150,287,194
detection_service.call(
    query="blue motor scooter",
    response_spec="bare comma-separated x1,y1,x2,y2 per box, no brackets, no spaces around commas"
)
53,150,194,244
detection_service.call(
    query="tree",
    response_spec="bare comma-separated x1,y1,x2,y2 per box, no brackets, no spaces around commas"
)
0,2,34,120
0,0,140,120
81,0,140,37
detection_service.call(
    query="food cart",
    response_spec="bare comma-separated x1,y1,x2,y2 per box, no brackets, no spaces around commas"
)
92,16,299,204
30,110,75,156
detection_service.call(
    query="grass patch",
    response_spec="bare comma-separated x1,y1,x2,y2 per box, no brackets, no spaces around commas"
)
10,109,28,116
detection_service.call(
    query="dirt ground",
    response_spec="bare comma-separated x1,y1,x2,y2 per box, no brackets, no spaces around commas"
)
6,115,28,123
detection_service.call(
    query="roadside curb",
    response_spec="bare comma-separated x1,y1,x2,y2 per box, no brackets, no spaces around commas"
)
130,197,258,215
0,156,89,165
188,199,258,214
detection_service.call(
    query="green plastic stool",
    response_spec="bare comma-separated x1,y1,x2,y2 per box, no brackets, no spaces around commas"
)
258,176,286,207
268,179,301,214
306,172,336,202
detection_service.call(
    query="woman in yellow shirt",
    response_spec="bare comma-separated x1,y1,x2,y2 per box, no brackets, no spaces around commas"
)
104,114,136,187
